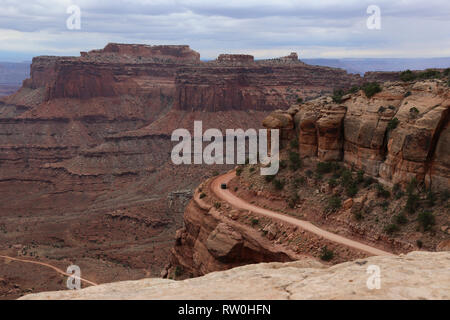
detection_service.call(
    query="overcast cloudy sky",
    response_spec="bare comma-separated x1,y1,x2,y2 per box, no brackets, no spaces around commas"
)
1,0,450,61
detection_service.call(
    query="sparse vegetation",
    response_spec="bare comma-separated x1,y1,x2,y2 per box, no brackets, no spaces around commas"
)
387,117,399,131
320,246,334,261
332,88,344,103
376,184,390,198
400,70,416,82
394,213,407,225
289,151,302,171
416,239,423,248
362,82,381,98
384,223,399,235
316,161,333,174
199,192,206,199
214,202,221,209
236,167,243,176
265,174,275,183
273,179,285,190
418,211,435,231
290,138,299,149
327,195,342,212
251,218,259,226
174,265,183,277
297,97,303,103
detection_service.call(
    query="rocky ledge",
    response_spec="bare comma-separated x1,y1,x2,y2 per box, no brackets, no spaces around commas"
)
19,251,449,300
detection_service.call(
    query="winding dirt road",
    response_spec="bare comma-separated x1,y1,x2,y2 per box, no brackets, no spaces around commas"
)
211,171,394,257
0,255,98,287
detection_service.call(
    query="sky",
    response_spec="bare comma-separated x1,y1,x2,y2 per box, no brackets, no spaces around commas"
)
1,0,450,61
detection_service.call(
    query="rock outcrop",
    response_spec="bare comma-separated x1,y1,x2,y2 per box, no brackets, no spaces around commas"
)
264,79,450,190
19,251,450,300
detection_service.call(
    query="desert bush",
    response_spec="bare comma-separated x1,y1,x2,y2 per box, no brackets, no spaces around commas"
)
362,82,382,98
199,192,206,199
387,117,399,131
174,266,183,277
394,213,407,225
294,176,306,187
290,138,299,149
289,151,302,171
405,193,419,214
265,174,275,183
384,223,399,235
353,210,363,221
273,179,285,190
417,69,441,79
297,97,303,103
418,211,435,231
316,161,333,174
426,189,436,207
332,89,344,103
340,169,353,187
376,184,390,198
356,170,365,184
327,195,342,212
346,182,358,197
328,178,338,188
320,246,334,261
400,70,416,82
251,218,259,226
214,202,221,209
236,167,243,176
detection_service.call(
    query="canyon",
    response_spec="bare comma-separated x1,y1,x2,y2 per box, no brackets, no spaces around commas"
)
1,43,447,299
0,43,381,299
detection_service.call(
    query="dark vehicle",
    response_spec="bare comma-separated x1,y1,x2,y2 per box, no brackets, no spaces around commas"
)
220,183,227,189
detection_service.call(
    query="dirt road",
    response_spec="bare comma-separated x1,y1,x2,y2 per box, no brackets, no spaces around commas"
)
0,255,98,287
211,171,394,257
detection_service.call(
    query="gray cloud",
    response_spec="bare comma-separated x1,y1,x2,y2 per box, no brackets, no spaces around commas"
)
0,0,449,61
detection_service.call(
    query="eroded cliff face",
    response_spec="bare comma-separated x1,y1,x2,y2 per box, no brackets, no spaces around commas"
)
0,43,402,298
265,79,450,190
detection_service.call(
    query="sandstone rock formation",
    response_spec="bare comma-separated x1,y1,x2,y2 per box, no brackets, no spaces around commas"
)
264,79,450,190
19,251,450,300
0,43,415,299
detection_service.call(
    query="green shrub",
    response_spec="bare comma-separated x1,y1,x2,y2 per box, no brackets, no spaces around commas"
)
394,213,407,225
316,161,333,174
327,196,342,212
332,89,344,103
400,70,416,82
174,265,183,277
273,179,285,190
346,183,358,197
294,177,306,187
384,223,399,235
199,192,206,199
289,151,302,171
416,239,423,248
441,190,450,203
363,176,375,187
353,210,363,221
426,189,436,207
249,167,255,173
251,218,259,226
376,184,390,198
356,170,364,184
405,193,419,214
340,169,353,187
362,82,382,98
320,246,334,261
290,138,299,149
404,91,412,97
417,69,441,79
214,202,221,209
443,68,450,77
348,85,359,94
297,97,303,103
387,117,399,131
418,211,435,231
328,178,338,188
236,167,243,176
212,170,219,176
305,169,313,177
279,160,287,169
265,174,275,183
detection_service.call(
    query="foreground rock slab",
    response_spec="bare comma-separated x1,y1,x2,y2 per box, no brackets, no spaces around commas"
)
20,251,449,300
